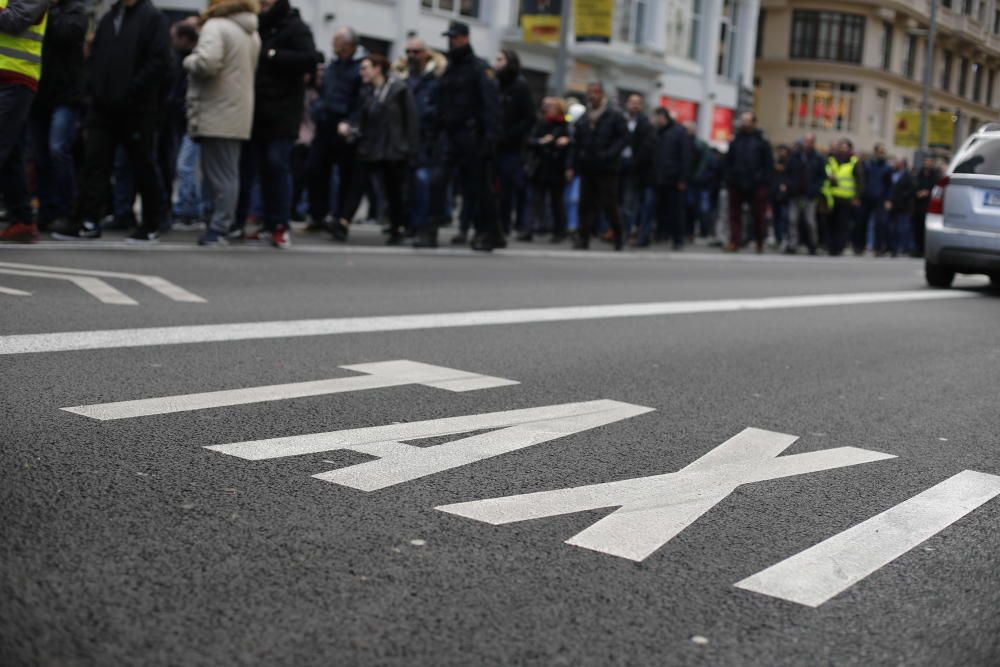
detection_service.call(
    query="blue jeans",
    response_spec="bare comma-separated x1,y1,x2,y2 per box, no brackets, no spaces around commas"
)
173,134,204,219
29,105,78,223
772,202,790,243
237,138,294,231
410,166,432,229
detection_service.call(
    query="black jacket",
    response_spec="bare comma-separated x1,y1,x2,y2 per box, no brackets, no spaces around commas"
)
770,157,792,204
497,69,535,154
626,113,656,186
889,170,916,216
406,56,443,166
913,167,942,212
253,0,318,141
353,79,418,163
653,119,692,187
86,0,171,115
314,48,362,126
165,49,189,135
438,44,499,145
33,0,87,113
526,117,571,184
724,128,774,193
786,147,827,199
572,105,629,175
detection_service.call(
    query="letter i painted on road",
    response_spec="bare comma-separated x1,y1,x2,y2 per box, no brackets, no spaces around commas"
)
438,428,896,561
63,360,520,420
207,400,655,491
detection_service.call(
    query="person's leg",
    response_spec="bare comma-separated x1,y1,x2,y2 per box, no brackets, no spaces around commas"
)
234,139,257,232
305,123,334,222
111,146,137,226
727,189,745,248
752,186,769,248
874,203,890,255
28,113,54,225
599,173,623,249
333,140,356,221
496,151,515,235
121,113,163,233
410,167,430,230
912,210,926,257
0,84,33,167
73,111,118,228
667,187,686,248
263,139,294,232
802,199,818,254
0,132,32,225
550,181,567,239
200,138,242,236
636,186,655,247
576,174,597,246
47,106,78,223
384,161,408,239
173,135,202,220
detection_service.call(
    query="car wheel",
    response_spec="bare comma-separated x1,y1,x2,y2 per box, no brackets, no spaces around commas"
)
925,262,955,288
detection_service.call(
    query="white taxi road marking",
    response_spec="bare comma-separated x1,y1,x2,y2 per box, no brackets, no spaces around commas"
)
0,267,139,305
0,289,977,355
62,360,518,420
206,400,654,492
0,261,206,303
735,470,1000,607
0,285,31,296
437,428,896,562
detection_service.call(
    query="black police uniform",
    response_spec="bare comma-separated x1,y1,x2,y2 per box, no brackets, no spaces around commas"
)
438,40,503,250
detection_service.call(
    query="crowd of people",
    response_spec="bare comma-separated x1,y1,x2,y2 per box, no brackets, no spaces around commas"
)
0,0,945,256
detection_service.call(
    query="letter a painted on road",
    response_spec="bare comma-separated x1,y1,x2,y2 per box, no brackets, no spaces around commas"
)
206,400,654,491
437,428,896,562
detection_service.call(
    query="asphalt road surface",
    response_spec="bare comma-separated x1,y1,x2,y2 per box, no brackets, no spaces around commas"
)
2,232,999,666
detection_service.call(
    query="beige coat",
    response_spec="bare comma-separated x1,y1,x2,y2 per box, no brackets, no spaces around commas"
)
184,0,261,140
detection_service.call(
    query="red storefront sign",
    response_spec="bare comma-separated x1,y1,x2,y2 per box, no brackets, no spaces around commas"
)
659,96,699,124
711,106,734,143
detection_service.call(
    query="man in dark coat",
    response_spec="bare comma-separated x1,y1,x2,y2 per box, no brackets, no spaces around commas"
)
652,107,692,250
785,133,826,254
886,158,915,257
305,25,362,231
723,111,774,253
438,20,502,252
620,94,655,246
52,0,172,242
27,0,87,232
911,156,942,258
494,49,534,238
858,142,894,255
235,0,318,248
569,81,629,250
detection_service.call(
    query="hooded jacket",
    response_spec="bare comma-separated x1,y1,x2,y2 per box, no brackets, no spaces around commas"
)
31,0,87,112
252,0,319,141
654,117,692,187
184,0,261,140
86,0,171,115
314,45,363,125
724,127,774,193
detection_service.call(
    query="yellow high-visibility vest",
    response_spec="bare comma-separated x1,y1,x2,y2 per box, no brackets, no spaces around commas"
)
826,156,858,201
0,0,47,83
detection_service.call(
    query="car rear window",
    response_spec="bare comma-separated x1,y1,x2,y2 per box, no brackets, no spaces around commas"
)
951,137,1000,175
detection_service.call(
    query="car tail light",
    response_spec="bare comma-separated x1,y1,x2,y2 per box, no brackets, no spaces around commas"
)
928,176,950,215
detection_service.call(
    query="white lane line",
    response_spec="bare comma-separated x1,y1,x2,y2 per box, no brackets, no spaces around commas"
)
0,268,138,305
0,261,205,302
0,289,978,355
62,360,518,420
735,470,1000,607
0,285,31,296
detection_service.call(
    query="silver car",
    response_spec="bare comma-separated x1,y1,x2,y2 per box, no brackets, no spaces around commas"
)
925,125,1000,288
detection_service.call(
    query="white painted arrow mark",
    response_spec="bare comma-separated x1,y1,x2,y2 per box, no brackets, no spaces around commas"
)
0,268,138,305
437,428,896,562
0,285,31,296
62,360,519,420
735,470,1000,607
0,261,205,303
206,400,654,492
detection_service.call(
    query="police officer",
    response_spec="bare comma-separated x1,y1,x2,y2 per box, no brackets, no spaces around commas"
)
438,20,503,252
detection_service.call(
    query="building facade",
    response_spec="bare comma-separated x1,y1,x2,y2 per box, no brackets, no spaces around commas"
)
149,0,760,146
755,0,1000,158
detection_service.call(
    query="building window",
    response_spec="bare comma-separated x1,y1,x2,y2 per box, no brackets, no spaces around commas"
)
871,88,888,137
755,8,765,59
988,69,996,106
959,57,969,97
617,0,650,45
977,0,986,22
420,0,482,19
790,11,865,64
962,0,973,15
786,79,858,131
665,0,700,60
880,22,893,71
941,49,953,91
717,0,739,79
994,9,1000,34
903,35,917,79
973,62,983,102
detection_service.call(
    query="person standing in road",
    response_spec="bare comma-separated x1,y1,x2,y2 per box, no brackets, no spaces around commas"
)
620,94,655,247
24,0,86,238
911,156,941,258
857,142,893,256
0,0,49,244
568,81,628,251
824,138,865,257
169,19,204,229
770,144,792,249
494,49,534,240
234,0,318,249
524,96,571,243
886,158,915,257
784,133,826,255
50,0,171,243
685,121,711,241
332,53,418,245
651,107,692,251
304,26,363,232
439,20,503,252
184,0,261,246
723,112,773,253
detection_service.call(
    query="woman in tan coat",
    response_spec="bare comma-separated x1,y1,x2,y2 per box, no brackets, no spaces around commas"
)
184,0,261,245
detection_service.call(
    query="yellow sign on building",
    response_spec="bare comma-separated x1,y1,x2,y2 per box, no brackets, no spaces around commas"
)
574,0,613,43
894,111,955,148
521,0,562,44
